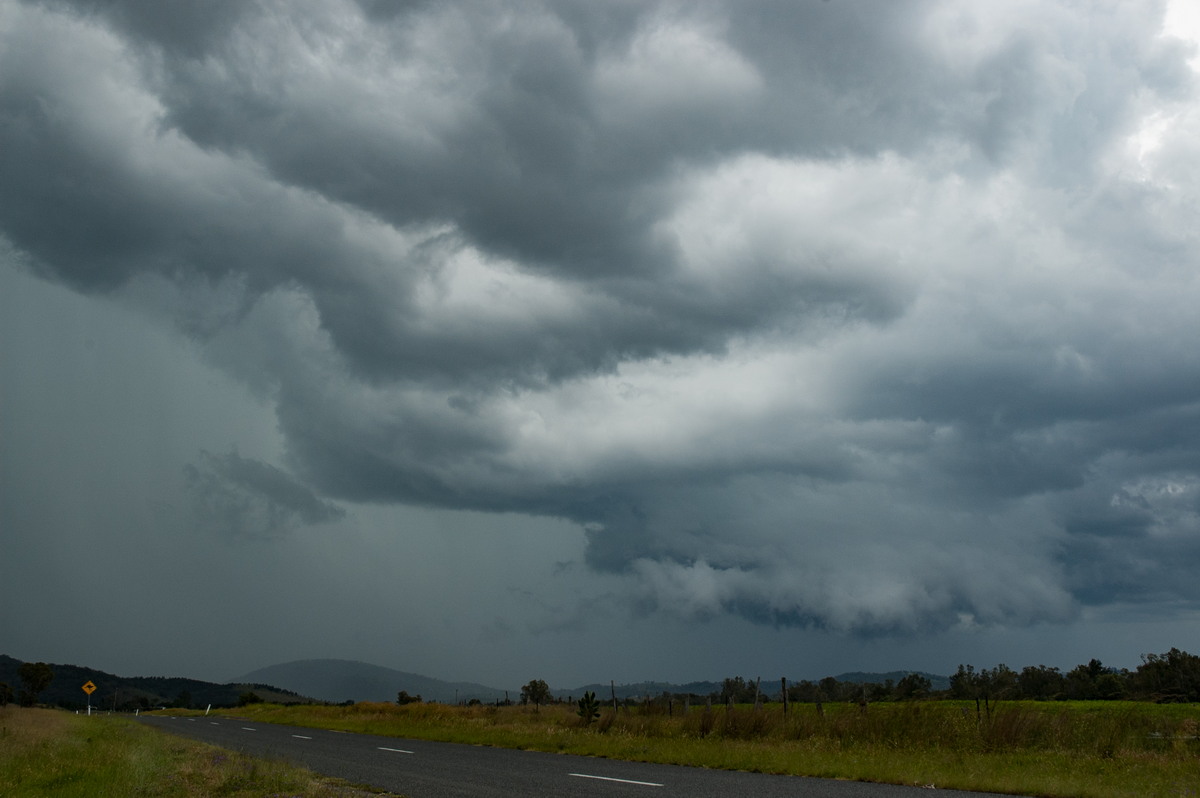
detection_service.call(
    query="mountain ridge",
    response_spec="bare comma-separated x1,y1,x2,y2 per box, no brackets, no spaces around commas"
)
1,653,949,708
233,659,512,704
0,654,310,709
234,658,950,703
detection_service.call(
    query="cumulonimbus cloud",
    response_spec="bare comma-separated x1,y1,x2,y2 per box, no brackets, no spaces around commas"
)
2,0,1199,633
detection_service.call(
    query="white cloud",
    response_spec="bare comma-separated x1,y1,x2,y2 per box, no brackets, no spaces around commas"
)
1165,0,1200,69
594,11,762,124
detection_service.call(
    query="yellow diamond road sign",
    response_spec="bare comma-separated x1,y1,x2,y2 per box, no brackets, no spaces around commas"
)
82,681,96,695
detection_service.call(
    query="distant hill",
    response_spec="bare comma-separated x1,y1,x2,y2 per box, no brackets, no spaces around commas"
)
558,680,724,701
231,660,952,705
833,671,951,691
0,654,311,710
234,659,512,704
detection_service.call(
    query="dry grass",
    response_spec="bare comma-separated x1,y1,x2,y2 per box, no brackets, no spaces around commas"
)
0,706,404,797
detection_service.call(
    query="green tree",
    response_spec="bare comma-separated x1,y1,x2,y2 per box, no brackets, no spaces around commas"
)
982,664,1019,700
951,663,1007,719
785,680,822,702
1064,658,1110,700
867,680,894,702
237,691,263,707
1134,648,1200,702
0,681,13,707
949,664,978,700
17,662,53,707
1017,665,1064,700
818,676,845,702
521,679,550,711
396,690,421,705
1094,672,1127,700
894,673,932,700
577,690,600,724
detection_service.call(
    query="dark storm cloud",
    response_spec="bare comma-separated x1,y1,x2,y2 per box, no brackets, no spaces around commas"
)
47,0,248,58
2,0,1200,635
185,450,345,540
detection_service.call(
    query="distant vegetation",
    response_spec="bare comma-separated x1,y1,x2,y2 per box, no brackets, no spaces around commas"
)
395,690,421,705
943,650,1200,705
534,649,1200,710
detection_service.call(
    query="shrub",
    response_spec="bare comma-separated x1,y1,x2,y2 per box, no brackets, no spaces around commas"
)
237,692,263,707
577,691,600,725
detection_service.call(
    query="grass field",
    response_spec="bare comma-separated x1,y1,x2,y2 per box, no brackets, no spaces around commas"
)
0,706,401,797
169,699,1200,798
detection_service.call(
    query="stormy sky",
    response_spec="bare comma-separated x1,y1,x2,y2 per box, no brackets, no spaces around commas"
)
4,0,1200,690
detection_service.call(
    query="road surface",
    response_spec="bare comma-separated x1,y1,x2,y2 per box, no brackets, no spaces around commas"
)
138,714,1005,797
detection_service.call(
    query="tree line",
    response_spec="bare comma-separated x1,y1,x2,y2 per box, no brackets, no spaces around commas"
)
499,649,1200,713
757,649,1200,705
945,649,1200,704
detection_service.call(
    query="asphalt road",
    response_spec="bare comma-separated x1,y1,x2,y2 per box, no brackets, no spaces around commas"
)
138,714,1006,798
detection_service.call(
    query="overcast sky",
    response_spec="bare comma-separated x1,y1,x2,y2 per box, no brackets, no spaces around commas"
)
4,0,1200,691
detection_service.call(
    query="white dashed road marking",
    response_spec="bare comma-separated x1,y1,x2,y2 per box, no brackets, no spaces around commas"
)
378,747,414,754
569,773,663,787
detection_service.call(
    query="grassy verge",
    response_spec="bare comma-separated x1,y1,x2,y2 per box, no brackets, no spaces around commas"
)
0,706,402,797
171,700,1200,798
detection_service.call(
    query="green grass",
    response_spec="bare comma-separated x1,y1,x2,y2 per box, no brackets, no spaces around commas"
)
179,699,1200,798
0,706,402,797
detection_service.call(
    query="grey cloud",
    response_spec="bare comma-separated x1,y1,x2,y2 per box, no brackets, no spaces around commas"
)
47,0,249,58
1057,473,1200,605
580,469,1077,634
3,0,1200,638
3,0,913,385
185,450,345,540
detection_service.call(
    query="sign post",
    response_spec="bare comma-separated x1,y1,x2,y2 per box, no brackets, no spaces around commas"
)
82,681,96,715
